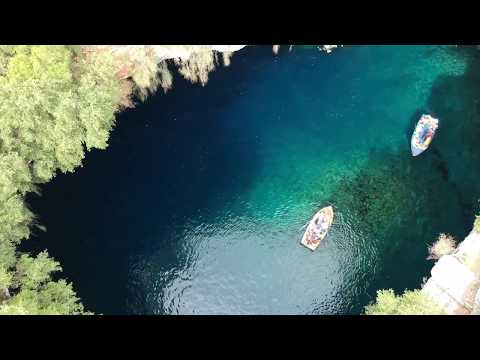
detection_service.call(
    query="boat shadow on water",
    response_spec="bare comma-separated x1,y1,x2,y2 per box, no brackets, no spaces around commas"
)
405,109,447,176
426,49,480,229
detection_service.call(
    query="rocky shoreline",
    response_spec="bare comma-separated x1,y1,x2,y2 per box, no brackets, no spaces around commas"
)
422,230,480,314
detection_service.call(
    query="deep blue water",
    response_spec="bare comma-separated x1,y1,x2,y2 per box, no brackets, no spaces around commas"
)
25,45,480,314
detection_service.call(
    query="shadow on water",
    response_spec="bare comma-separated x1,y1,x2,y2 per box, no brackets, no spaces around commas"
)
24,48,272,314
426,47,480,229
405,109,451,182
404,108,427,143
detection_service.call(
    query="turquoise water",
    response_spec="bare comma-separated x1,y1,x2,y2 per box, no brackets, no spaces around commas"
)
27,45,480,314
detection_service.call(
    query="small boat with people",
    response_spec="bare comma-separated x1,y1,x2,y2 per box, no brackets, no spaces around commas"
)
300,206,334,251
411,114,439,156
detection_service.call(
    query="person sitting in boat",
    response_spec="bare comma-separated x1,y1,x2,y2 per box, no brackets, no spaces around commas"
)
314,215,329,234
321,217,329,230
419,126,432,145
423,131,433,147
422,125,434,142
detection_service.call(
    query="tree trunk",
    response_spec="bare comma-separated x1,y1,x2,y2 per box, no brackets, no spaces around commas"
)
0,288,10,302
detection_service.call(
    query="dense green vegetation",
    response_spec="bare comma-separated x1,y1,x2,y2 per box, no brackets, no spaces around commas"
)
0,45,126,314
0,251,89,314
0,45,233,315
474,215,480,234
365,289,445,315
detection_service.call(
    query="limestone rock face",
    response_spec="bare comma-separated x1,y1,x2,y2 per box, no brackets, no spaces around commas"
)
431,256,476,303
422,231,480,315
455,231,480,274
422,255,476,314
422,278,469,314
83,45,246,62
81,45,248,88
473,289,480,315
208,45,246,52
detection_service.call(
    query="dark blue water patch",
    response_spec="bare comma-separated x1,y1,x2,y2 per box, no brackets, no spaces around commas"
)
24,47,274,314
23,45,480,314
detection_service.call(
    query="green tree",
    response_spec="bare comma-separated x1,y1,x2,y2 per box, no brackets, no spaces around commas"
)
0,45,124,183
0,267,12,291
0,251,89,315
473,214,480,233
0,45,127,314
365,289,445,315
0,45,239,314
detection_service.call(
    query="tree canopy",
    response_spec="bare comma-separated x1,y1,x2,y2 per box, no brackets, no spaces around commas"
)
0,251,89,315
364,289,445,315
0,44,238,315
0,45,126,315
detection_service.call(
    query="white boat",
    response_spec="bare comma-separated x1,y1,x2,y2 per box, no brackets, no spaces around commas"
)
411,114,439,156
300,206,334,251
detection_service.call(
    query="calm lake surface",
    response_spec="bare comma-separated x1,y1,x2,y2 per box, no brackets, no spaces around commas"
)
26,45,480,314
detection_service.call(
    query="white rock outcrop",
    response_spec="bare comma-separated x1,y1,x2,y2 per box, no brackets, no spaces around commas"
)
84,45,246,63
473,289,480,314
422,231,480,315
